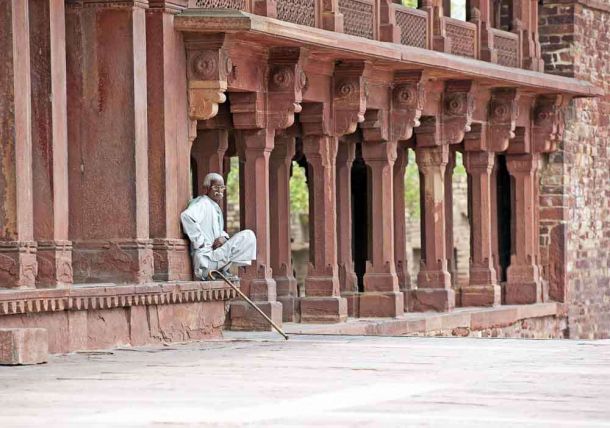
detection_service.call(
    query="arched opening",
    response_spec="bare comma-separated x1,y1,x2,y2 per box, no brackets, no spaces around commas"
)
445,0,467,20
290,142,310,296
404,148,422,287
351,142,370,292
496,154,512,288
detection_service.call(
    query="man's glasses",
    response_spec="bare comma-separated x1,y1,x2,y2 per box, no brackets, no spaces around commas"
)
211,185,226,191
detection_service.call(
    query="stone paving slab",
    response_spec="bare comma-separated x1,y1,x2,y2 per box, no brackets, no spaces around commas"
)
0,333,609,427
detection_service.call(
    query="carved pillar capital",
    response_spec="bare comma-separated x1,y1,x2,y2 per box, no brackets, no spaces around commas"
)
229,92,266,129
333,61,370,136
391,71,426,141
300,102,331,137
147,0,188,12
442,80,476,144
532,94,569,153
185,34,233,121
415,143,449,172
486,88,520,152
267,47,308,130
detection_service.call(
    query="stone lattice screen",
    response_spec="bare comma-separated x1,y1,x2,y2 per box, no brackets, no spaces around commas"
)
492,28,519,68
395,6,428,49
277,0,317,26
338,0,375,39
192,0,248,9
444,17,477,58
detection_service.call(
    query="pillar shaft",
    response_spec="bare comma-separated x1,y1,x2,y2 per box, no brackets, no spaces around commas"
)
269,134,298,322
336,140,359,314
146,3,191,282
66,3,152,284
462,150,501,306
0,0,37,288
444,148,456,289
235,129,276,301
300,135,347,323
393,144,411,294
29,0,72,288
359,141,403,317
505,153,542,304
409,144,455,312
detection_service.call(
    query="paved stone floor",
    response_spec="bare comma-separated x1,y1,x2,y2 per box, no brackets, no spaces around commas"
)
1,332,609,427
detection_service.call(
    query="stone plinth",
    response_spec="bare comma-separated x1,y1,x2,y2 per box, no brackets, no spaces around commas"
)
0,328,48,365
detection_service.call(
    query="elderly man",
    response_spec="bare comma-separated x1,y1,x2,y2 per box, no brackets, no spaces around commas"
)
181,173,256,280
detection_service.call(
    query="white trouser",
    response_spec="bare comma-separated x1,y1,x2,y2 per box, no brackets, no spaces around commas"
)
193,229,257,280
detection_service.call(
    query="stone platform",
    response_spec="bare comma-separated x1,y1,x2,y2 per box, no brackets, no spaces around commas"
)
283,303,567,339
0,281,235,354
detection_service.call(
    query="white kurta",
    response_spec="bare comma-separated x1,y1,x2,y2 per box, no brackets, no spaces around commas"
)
180,195,256,279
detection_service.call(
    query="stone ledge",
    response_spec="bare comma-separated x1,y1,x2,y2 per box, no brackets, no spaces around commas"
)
0,281,236,316
283,303,565,336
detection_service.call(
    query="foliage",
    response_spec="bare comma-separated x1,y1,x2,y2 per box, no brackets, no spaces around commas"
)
226,157,239,206
290,163,309,214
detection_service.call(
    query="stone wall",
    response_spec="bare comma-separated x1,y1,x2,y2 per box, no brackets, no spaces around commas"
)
539,0,610,339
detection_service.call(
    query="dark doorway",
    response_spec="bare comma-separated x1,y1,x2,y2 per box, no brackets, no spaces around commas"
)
351,143,369,292
496,154,512,281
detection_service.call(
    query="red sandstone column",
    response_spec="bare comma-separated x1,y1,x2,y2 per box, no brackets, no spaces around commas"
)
0,0,37,288
66,2,153,284
146,0,191,282
410,144,455,311
444,148,457,290
191,129,229,194
505,153,543,304
300,134,348,323
336,139,359,315
394,143,411,302
463,150,501,306
231,128,282,329
360,141,404,317
490,160,501,283
29,0,72,288
269,133,299,322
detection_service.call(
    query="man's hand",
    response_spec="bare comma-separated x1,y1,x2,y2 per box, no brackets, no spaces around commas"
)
212,237,227,250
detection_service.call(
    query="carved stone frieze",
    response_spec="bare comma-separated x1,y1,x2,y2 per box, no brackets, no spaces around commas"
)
267,47,308,130
333,61,370,136
185,34,233,121
391,71,426,141
442,80,475,144
532,94,569,153
488,88,519,152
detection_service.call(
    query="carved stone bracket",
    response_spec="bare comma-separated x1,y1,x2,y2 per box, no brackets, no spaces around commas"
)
360,109,389,142
442,80,475,144
185,34,233,122
532,94,570,153
333,61,370,136
267,47,308,130
487,88,519,152
414,115,442,147
391,71,426,142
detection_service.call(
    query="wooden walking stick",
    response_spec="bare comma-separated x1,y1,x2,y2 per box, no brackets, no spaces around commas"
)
209,270,289,340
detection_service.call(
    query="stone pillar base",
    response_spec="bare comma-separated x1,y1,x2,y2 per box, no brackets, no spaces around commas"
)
461,284,501,307
0,242,37,288
300,296,347,323
359,292,404,318
342,291,360,317
152,239,191,282
228,300,283,331
276,276,299,322
406,288,455,312
36,241,73,288
277,295,300,323
505,281,542,304
72,240,154,284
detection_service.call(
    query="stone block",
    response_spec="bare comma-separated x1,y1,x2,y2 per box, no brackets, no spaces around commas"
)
407,289,455,312
228,301,283,331
0,329,48,365
461,285,502,307
300,296,348,323
359,292,404,318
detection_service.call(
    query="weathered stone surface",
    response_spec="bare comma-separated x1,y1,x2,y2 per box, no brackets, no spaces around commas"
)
0,329,48,365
